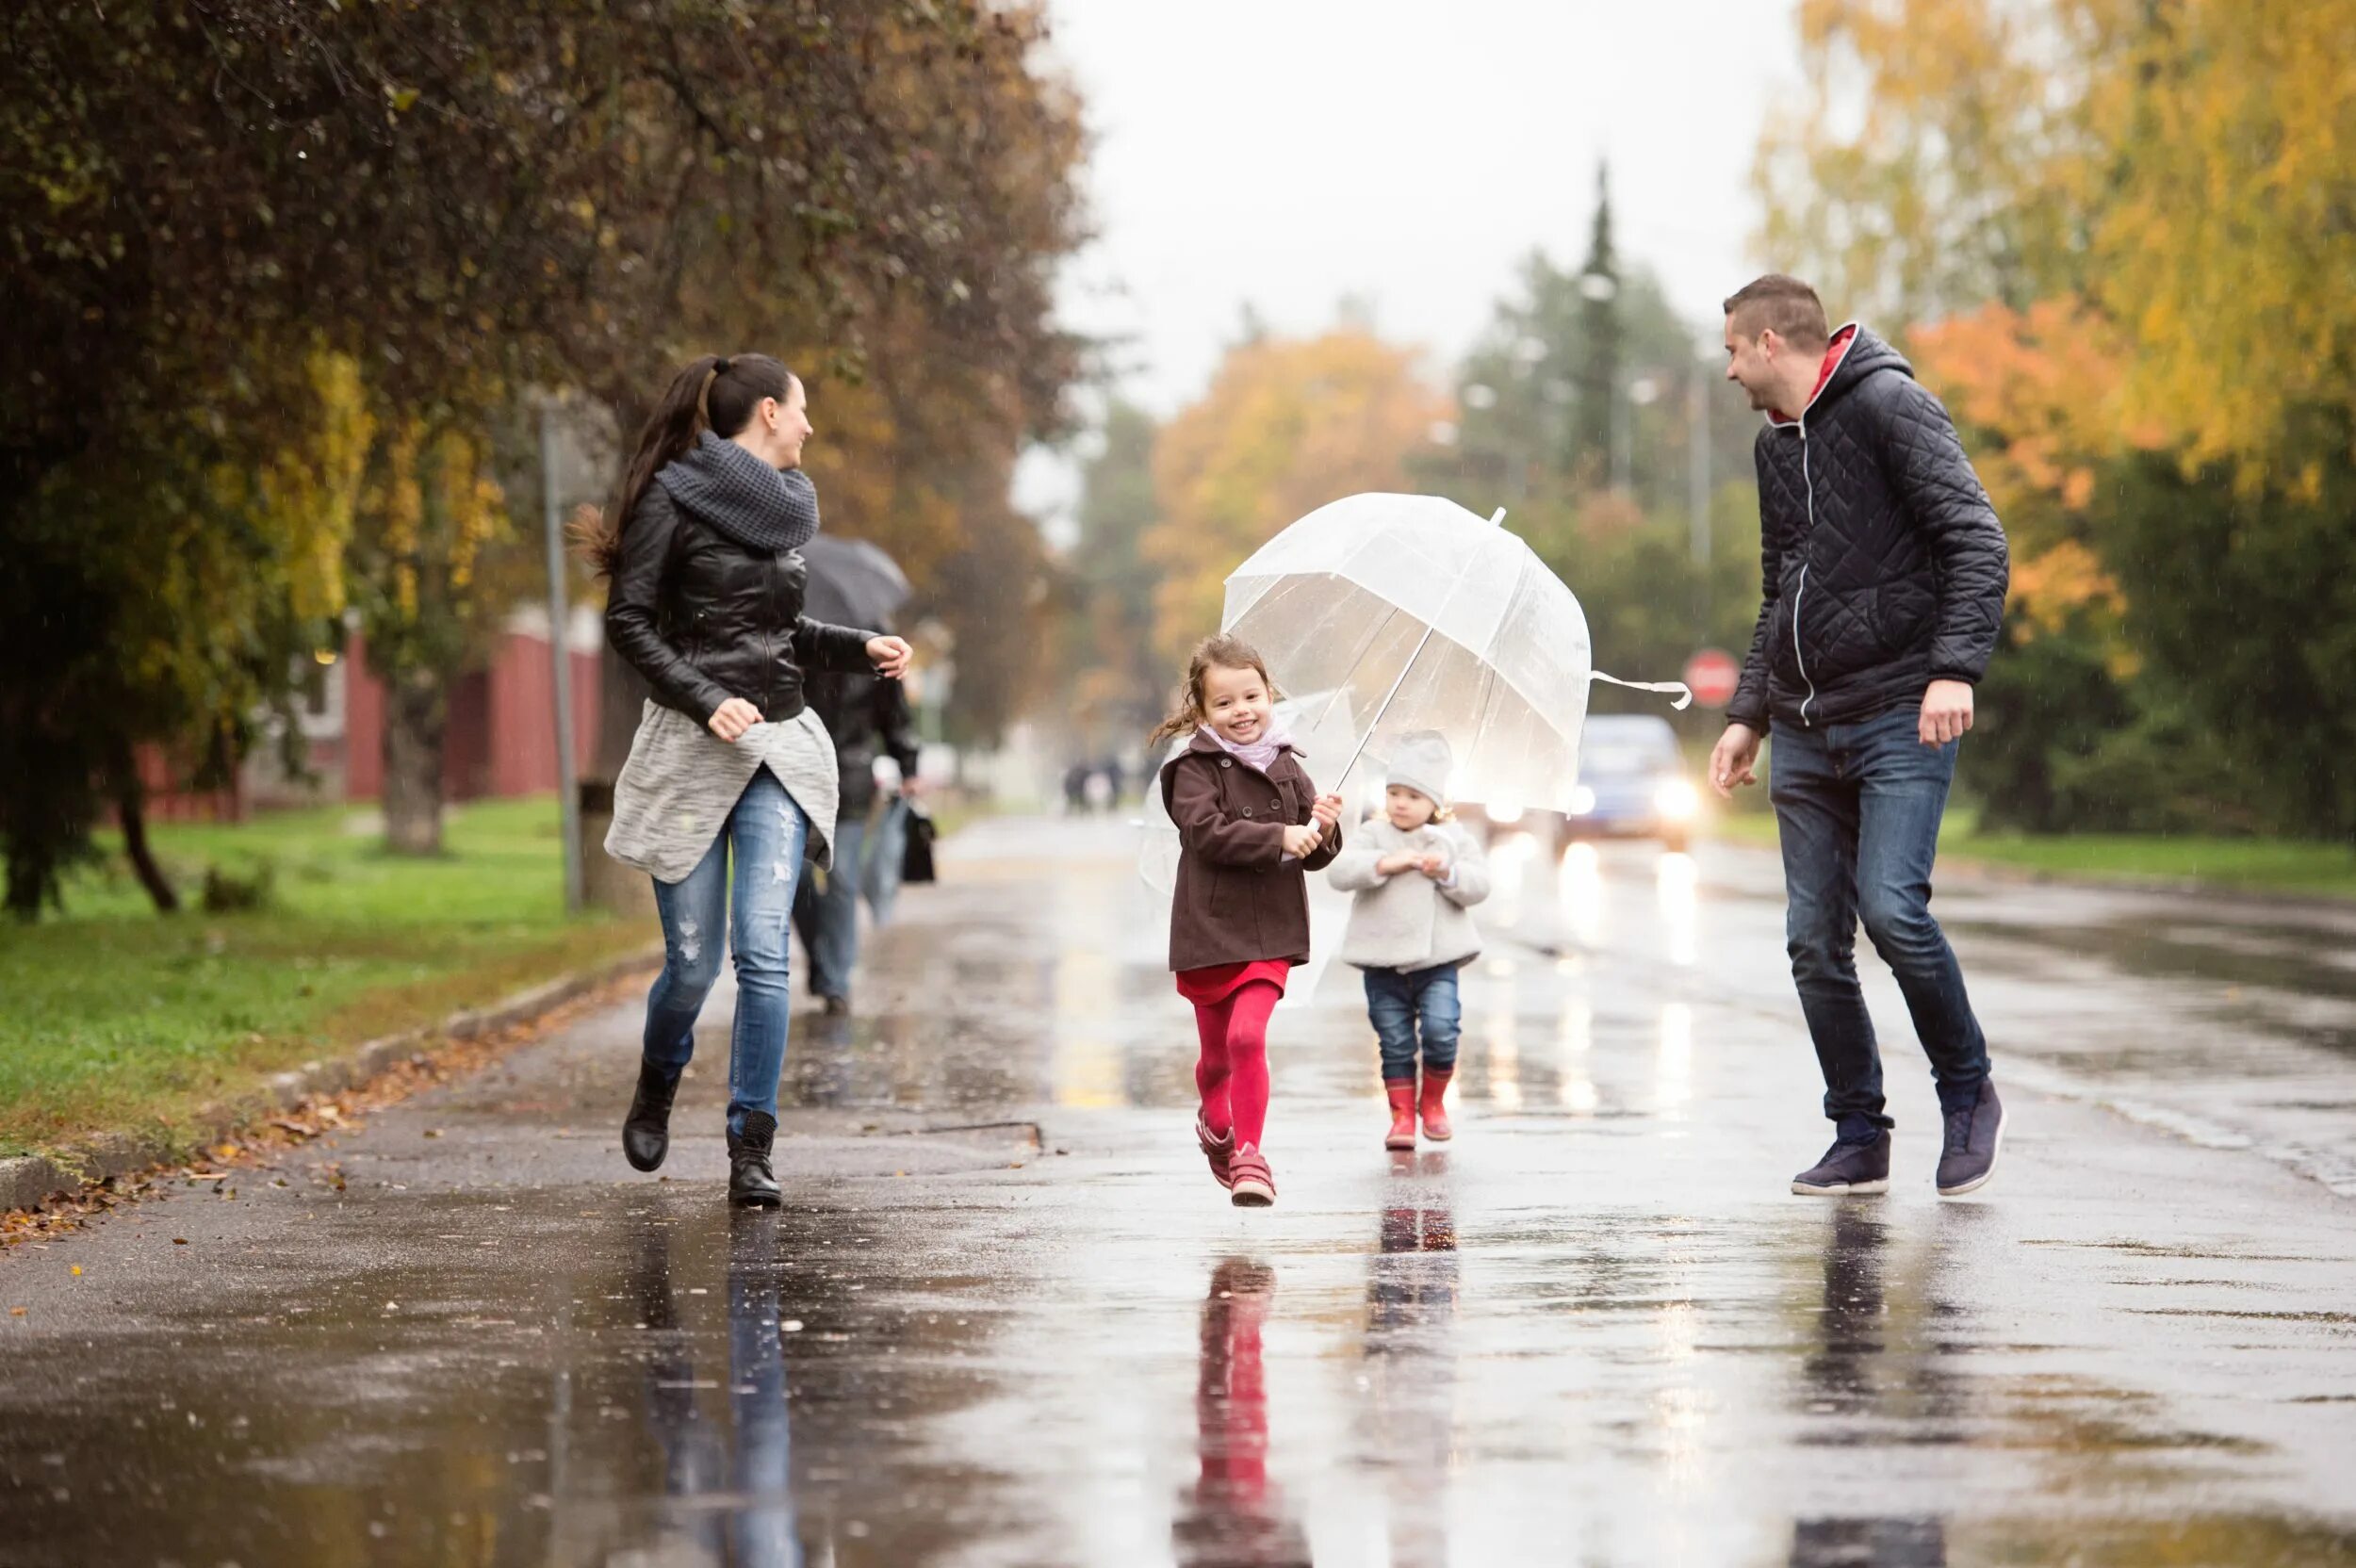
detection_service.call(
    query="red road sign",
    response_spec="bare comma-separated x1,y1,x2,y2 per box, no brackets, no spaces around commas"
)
1683,648,1741,709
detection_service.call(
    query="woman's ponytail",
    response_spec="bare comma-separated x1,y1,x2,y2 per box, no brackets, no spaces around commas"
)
581,352,794,579
582,355,722,579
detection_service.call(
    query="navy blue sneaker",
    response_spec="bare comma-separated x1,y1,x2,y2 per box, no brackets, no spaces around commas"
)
1936,1080,2005,1197
1791,1132,1891,1196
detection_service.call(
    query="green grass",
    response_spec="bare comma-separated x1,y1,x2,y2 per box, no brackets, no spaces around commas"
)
0,799,646,1160
1708,808,2356,899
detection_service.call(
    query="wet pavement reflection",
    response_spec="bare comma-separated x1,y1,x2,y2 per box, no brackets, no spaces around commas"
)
1173,1258,1309,1568
6,819,2356,1565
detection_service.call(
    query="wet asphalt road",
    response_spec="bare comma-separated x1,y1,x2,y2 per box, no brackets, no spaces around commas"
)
5,816,2356,1567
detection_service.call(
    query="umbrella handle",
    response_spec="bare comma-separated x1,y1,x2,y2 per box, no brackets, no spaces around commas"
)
1590,671,1694,710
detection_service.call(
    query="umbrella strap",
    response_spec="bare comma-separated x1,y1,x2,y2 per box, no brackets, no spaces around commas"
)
1590,671,1693,711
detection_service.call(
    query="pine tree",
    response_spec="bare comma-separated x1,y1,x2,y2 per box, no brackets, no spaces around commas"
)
1571,163,1624,486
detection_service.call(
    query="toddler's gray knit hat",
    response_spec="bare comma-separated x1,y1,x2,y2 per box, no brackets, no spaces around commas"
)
1383,729,1453,806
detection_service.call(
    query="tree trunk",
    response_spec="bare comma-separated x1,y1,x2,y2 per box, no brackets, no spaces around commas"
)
383,668,448,857
106,737,180,913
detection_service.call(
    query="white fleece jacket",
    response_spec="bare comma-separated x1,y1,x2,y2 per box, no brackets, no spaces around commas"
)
1327,817,1491,972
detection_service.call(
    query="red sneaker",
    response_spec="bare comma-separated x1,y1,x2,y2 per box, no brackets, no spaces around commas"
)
1383,1080,1418,1151
1419,1068,1454,1142
1228,1144,1276,1207
1196,1114,1235,1190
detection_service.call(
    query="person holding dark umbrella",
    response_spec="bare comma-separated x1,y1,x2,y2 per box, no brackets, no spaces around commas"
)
792,533,923,1016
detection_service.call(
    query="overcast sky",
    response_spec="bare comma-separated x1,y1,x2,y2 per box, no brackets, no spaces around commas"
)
1028,1,1804,454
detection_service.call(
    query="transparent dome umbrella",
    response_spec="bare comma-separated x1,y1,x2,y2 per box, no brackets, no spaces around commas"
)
1139,492,1688,1002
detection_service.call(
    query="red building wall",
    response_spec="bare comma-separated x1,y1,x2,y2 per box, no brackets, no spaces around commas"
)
343,631,600,803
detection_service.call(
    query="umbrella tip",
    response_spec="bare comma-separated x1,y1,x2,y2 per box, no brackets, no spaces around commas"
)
1489,506,1508,527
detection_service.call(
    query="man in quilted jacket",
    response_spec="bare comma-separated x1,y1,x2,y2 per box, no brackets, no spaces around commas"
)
1707,274,2011,1200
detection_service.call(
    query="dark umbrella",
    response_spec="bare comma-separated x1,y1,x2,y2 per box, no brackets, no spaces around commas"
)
800,533,911,629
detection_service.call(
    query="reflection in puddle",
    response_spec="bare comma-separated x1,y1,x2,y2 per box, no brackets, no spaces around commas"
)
631,1216,802,1566
1563,841,1605,948
1486,979,1523,1112
1558,996,1598,1113
1364,1152,1459,1568
1656,1003,1693,1117
1658,851,1700,967
1791,1515,1947,1566
1172,1259,1310,1568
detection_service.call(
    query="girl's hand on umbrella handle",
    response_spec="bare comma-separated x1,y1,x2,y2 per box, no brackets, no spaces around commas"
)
866,636,912,678
1282,824,1325,858
1311,792,1343,828
708,697,761,743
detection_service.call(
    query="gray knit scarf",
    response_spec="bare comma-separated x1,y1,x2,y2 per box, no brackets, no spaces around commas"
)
653,431,821,556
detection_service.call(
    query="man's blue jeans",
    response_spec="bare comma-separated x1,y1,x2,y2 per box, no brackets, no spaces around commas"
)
643,768,810,1138
1770,707,1990,1141
790,812,864,1002
1364,965,1463,1082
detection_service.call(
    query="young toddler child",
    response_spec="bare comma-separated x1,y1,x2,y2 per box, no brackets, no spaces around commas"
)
1328,730,1490,1149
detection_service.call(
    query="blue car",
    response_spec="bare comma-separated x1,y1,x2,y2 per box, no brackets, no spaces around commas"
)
1468,715,1701,856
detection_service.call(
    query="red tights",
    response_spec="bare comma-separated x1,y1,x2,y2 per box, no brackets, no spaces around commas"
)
1192,981,1281,1150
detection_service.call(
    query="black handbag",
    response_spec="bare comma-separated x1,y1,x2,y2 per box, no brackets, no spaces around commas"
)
899,801,938,884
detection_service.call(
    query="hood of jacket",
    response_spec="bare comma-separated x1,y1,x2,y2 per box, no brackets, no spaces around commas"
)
1766,324,1911,429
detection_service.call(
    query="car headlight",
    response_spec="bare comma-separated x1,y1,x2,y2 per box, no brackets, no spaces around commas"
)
1655,779,1700,821
1567,786,1596,817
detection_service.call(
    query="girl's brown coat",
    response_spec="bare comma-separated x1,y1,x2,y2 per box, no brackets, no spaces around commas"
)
1160,731,1342,972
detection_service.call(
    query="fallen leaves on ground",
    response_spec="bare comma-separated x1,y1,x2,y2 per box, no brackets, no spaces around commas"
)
2,973,643,1247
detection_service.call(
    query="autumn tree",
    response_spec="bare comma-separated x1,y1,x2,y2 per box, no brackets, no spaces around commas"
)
1058,402,1170,751
1145,328,1448,664
1760,0,2356,840
2,1,1088,906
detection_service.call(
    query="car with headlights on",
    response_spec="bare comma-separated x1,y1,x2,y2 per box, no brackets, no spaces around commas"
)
1464,714,1701,856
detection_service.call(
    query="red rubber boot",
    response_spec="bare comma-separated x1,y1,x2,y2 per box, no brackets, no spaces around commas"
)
1419,1067,1454,1141
1383,1080,1418,1151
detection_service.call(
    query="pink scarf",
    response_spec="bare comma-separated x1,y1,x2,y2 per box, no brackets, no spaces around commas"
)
1198,723,1291,774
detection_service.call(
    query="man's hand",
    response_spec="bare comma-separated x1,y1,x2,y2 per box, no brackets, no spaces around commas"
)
1282,824,1325,858
708,697,761,743
1920,679,1974,746
866,635,912,679
1710,723,1762,799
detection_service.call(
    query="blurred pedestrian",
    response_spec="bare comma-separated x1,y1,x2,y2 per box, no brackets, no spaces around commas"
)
1710,275,2010,1200
792,626,924,1016
1327,731,1490,1150
592,351,912,1207
1153,634,1344,1208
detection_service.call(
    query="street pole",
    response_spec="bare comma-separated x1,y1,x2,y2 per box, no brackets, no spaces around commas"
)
540,402,583,916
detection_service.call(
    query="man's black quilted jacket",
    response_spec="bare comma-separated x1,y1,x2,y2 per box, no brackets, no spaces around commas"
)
1726,325,2010,732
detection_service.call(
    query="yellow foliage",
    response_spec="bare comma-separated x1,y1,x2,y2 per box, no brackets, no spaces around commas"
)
1143,330,1446,665
1764,0,2356,480
367,415,509,625
2076,0,2356,479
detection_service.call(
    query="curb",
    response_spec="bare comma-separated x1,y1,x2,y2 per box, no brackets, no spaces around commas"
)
0,944,663,1217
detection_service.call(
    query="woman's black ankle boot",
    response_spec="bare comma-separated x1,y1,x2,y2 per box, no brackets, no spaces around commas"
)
728,1111,782,1207
623,1060,681,1172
